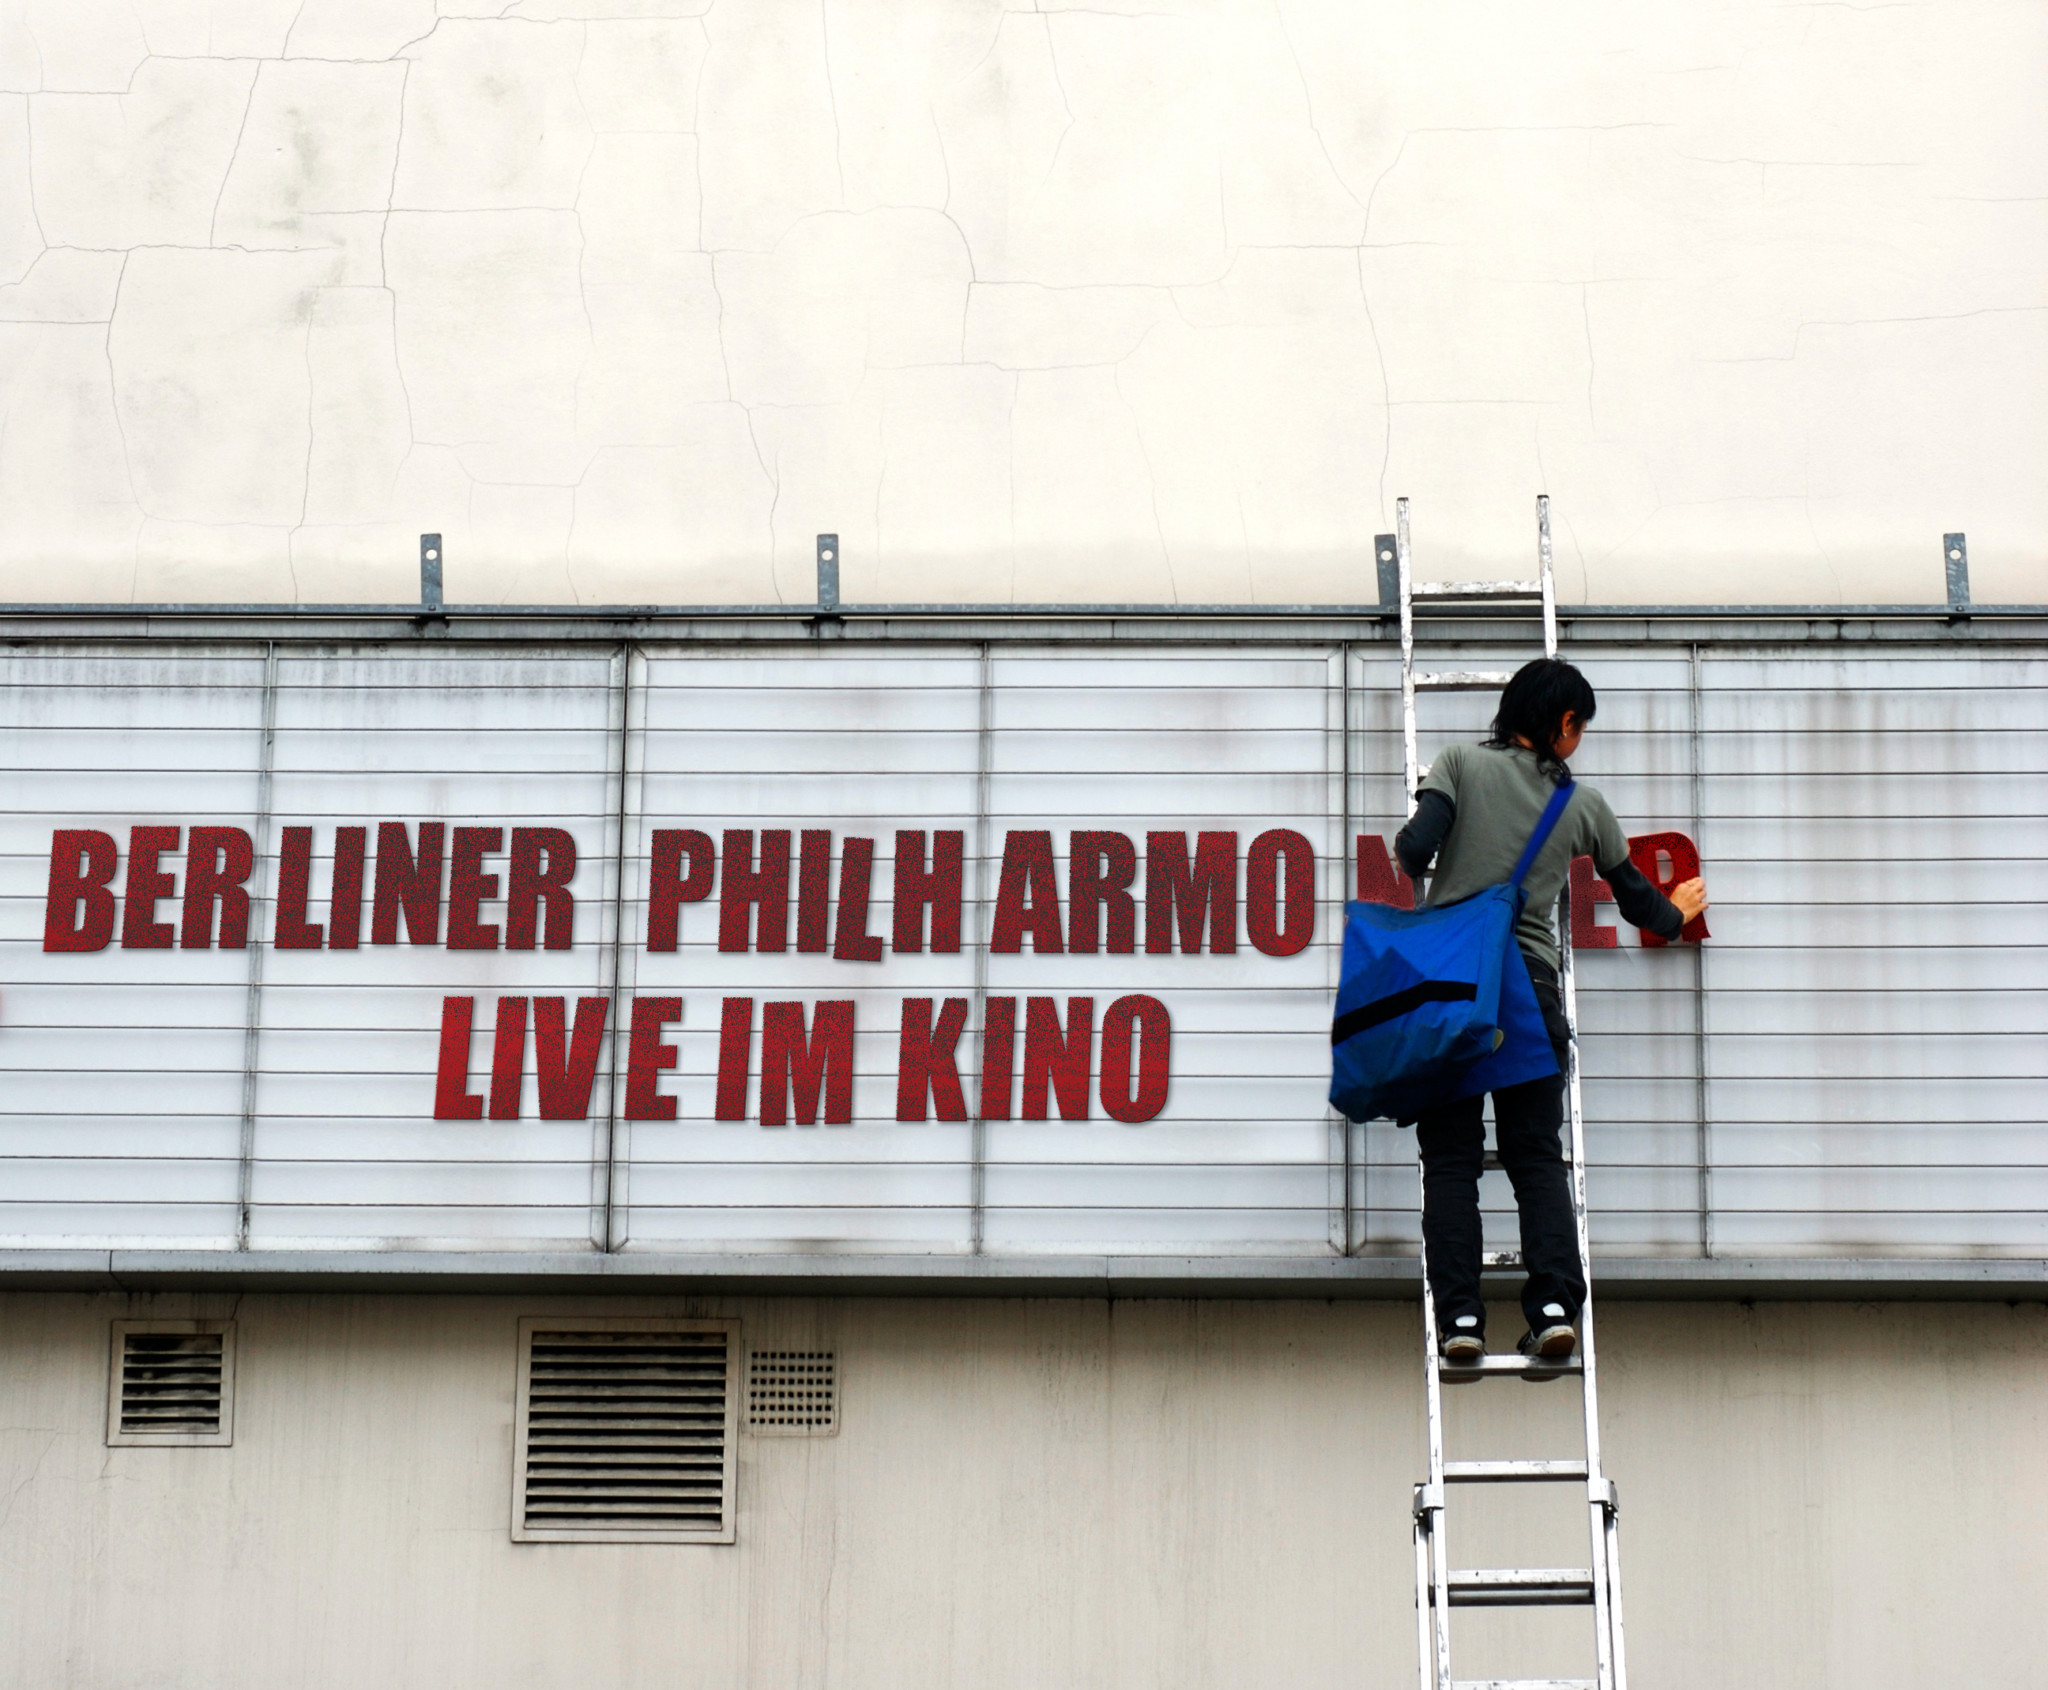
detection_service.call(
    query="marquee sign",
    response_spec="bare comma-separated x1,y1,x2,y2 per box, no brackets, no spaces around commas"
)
1,640,2036,1264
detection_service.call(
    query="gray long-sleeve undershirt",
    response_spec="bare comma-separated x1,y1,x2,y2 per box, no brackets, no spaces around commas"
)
1394,789,1685,941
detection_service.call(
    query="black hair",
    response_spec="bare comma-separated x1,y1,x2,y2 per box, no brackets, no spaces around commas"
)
1485,657,1597,783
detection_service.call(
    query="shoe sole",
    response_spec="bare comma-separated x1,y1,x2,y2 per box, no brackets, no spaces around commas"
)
1525,1325,1576,1359
1440,1339,1485,1363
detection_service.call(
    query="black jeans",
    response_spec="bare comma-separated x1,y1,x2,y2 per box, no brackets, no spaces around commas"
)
1415,955,1585,1336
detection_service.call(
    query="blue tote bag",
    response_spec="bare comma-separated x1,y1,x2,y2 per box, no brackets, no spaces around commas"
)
1328,780,1574,1124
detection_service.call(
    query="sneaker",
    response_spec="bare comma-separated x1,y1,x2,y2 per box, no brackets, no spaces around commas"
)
1439,1313,1485,1362
1517,1303,1577,1360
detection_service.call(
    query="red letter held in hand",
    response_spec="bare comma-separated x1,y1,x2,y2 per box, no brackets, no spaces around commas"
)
832,838,885,961
646,828,714,951
1245,828,1315,957
760,1001,855,1126
719,828,790,952
1627,831,1710,947
897,997,970,1122
181,827,255,949
625,996,683,1120
273,826,323,949
372,821,445,945
1354,835,1416,910
534,997,609,1120
715,997,753,1121
488,995,528,1120
43,829,118,952
1569,856,1617,950
979,996,1017,1121
1099,994,1171,1124
121,826,181,949
893,829,963,953
990,831,1064,953
1145,831,1237,953
434,996,485,1120
506,827,576,950
1021,996,1094,1121
1069,831,1137,954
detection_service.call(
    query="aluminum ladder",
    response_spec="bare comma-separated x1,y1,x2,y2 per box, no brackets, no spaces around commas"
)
1395,495,1629,1690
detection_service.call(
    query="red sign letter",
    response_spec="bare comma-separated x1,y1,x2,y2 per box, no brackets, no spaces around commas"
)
181,826,254,949
719,829,790,953
372,821,444,946
488,995,528,1119
535,997,609,1120
433,996,485,1120
625,996,683,1120
1099,994,1171,1124
1144,831,1238,954
1569,855,1617,950
1069,831,1137,954
1354,834,1415,910
646,829,713,951
121,825,180,949
897,997,970,1122
43,829,118,952
506,827,576,950
1245,828,1315,957
273,825,323,949
990,830,1064,954
715,997,752,1121
1021,996,1094,1121
760,1000,855,1126
832,838,885,961
1627,831,1711,946
893,829,963,953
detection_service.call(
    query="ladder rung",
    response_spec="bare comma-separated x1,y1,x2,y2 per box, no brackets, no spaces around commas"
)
1452,1680,1596,1689
1481,1151,1573,1172
1444,1568,1595,1607
1480,1249,1522,1270
1444,1459,1589,1483
1410,580,1544,600
1413,670,1515,691
1439,1354,1582,1382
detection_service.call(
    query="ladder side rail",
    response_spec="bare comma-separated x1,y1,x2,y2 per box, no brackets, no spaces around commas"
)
1603,1504,1630,1689
1545,500,1625,1689
1412,1502,1436,1690
1400,496,1455,1686
1397,497,1419,795
1538,494,1560,657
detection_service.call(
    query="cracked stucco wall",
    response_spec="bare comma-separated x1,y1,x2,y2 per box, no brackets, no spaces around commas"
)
0,0,2041,606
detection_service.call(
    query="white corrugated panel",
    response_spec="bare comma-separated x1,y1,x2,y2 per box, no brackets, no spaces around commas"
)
0,639,2040,1266
0,650,265,1247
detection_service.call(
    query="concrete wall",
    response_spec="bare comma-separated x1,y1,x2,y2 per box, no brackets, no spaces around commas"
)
1,1290,2042,1688
1,2,2042,607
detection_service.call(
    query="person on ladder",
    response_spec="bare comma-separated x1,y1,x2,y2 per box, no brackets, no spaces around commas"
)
1395,657,1709,1364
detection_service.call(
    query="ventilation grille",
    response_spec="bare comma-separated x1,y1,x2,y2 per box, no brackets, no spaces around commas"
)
108,1321,234,1445
746,1349,838,1434
514,1321,737,1543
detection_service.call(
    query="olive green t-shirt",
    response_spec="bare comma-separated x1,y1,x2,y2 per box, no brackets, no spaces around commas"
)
1418,742,1631,972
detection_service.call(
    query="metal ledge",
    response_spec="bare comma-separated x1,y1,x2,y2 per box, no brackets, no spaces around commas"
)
0,607,2041,650
1,1250,2041,1300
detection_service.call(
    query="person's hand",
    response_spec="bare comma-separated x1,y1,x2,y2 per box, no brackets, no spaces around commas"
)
1669,877,1709,927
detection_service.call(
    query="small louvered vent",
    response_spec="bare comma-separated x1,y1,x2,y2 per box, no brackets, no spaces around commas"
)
512,1319,738,1544
746,1349,838,1434
108,1321,235,1446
